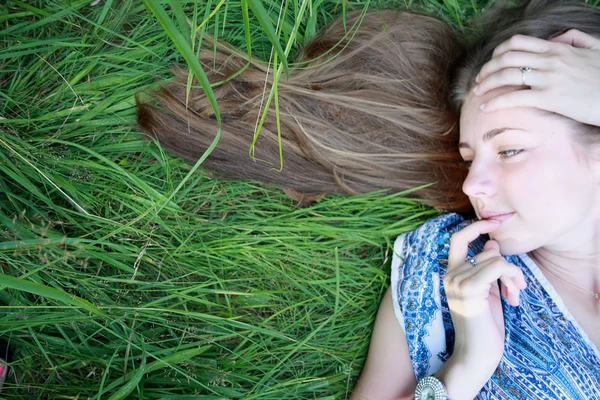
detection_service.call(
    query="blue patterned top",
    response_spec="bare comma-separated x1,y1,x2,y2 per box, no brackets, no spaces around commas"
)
390,212,600,399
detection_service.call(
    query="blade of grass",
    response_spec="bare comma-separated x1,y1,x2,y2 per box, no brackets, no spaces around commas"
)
143,0,220,124
168,0,191,45
143,0,224,214
107,340,146,400
0,273,105,317
247,0,289,78
249,0,308,161
241,0,252,56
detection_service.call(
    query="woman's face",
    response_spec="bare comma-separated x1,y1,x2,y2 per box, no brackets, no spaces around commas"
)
459,86,600,256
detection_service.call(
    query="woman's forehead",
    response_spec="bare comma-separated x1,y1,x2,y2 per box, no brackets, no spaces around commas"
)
459,87,563,142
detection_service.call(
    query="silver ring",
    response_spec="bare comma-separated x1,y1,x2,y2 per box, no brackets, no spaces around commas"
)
466,256,478,266
520,66,532,86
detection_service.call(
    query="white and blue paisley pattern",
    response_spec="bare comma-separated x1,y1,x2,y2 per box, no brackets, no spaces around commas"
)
390,212,600,399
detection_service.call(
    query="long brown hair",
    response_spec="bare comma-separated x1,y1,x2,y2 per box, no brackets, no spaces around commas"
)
136,10,472,212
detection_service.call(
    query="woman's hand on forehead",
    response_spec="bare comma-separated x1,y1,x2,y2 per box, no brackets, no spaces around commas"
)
472,30,600,128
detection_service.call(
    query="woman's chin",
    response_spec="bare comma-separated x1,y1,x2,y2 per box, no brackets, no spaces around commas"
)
493,239,534,257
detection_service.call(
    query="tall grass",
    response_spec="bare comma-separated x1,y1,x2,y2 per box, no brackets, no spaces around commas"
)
0,0,566,398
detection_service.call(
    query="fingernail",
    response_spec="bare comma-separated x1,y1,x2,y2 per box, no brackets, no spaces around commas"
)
485,239,498,247
473,84,479,94
475,73,481,83
520,281,528,290
479,103,487,110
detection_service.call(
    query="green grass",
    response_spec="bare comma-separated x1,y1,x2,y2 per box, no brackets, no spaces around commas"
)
1,0,589,398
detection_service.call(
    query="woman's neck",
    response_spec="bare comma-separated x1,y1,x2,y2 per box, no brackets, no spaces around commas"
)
528,246,600,296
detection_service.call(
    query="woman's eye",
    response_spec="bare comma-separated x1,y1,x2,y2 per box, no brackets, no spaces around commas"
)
499,149,523,159
459,149,523,168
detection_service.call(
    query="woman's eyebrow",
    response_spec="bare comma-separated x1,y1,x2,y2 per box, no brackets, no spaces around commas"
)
458,127,526,149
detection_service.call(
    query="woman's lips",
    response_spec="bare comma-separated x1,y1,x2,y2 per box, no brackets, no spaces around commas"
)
483,212,515,222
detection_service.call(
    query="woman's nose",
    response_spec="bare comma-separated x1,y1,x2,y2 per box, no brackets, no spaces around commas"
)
461,161,497,198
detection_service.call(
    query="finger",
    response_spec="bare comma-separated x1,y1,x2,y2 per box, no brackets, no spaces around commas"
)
467,260,524,289
483,239,499,252
501,282,508,300
491,34,552,59
503,270,527,304
450,254,502,283
446,259,521,301
450,240,505,282
515,275,528,290
460,240,503,275
447,248,503,281
480,89,540,113
477,51,548,83
499,277,520,306
475,68,547,96
447,220,501,271
551,29,600,49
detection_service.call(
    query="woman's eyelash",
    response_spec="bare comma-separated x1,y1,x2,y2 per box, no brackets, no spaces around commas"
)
459,149,523,168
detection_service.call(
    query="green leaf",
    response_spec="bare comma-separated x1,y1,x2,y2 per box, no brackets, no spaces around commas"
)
143,0,223,214
247,0,289,78
145,345,212,373
143,0,221,123
107,342,146,400
0,273,104,317
168,0,192,45
241,0,252,57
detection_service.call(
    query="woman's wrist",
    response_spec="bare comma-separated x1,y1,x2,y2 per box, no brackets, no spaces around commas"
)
433,356,495,400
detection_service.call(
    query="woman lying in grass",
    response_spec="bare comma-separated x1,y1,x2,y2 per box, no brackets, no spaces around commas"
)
137,0,600,398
